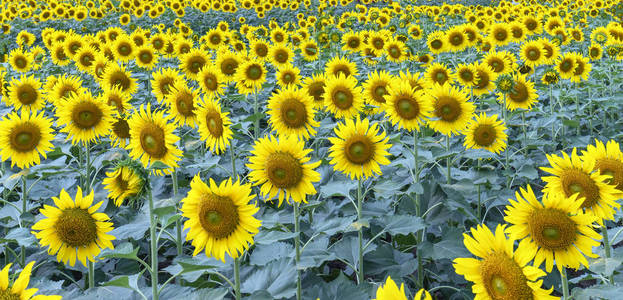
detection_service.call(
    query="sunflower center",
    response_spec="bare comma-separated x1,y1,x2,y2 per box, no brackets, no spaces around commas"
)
460,70,473,82
345,134,374,164
210,34,221,45
55,208,98,248
490,59,503,72
15,56,27,68
198,193,239,239
115,173,129,190
81,54,93,66
527,48,539,60
265,152,303,188
332,88,353,109
275,50,288,63
72,102,103,129
389,46,400,58
373,38,384,49
450,33,463,46
119,45,130,56
395,96,420,120
140,123,167,159
256,44,268,57
280,98,307,128
529,208,576,250
308,82,325,103
480,252,533,300
431,40,442,49
0,289,20,300
595,158,623,190
475,70,490,89
204,110,224,137
203,75,217,90
435,96,461,122
473,124,497,146
509,82,529,103
573,61,585,76
175,91,196,116
348,38,360,48
283,73,293,84
434,70,448,84
112,118,131,139
220,58,238,75
333,65,351,77
246,64,263,80
590,48,599,57
560,168,600,209
159,78,174,96
9,123,41,152
495,29,508,41
560,59,573,72
109,71,131,91
140,52,152,63
17,84,38,105
188,56,206,73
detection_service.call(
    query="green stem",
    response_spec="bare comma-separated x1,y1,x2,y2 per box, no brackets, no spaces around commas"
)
294,201,302,300
253,91,260,139
234,258,241,300
476,158,482,222
503,94,510,189
446,135,451,185
602,224,614,284
148,183,159,300
561,268,569,300
85,142,91,193
550,85,555,141
575,82,580,136
88,260,95,289
356,178,364,285
413,131,424,289
21,175,27,214
521,111,527,157
172,171,182,257
230,142,237,179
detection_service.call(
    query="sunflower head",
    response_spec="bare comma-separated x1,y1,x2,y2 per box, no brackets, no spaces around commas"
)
103,161,146,206
0,111,55,169
463,113,508,154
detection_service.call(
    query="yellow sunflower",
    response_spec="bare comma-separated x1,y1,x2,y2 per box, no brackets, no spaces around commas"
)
463,113,508,154
235,59,267,95
100,86,132,117
373,276,408,300
328,117,392,180
179,48,209,80
483,51,513,75
165,82,199,127
426,84,475,136
455,63,479,88
267,86,318,140
101,63,138,95
504,185,601,273
8,49,33,72
56,91,114,145
426,31,447,54
196,98,233,154
181,175,261,262
300,39,320,61
74,45,98,73
215,50,241,82
325,55,359,78
0,261,61,300
0,111,55,169
47,74,84,106
268,44,293,68
520,40,546,67
472,63,498,96
32,187,116,267
249,39,270,61
582,139,623,194
384,81,432,131
127,104,183,175
275,64,301,88
197,64,225,98
151,68,183,103
103,165,144,207
497,75,538,111
488,23,513,46
424,62,456,88
540,149,621,224
247,134,321,206
570,53,592,83
110,117,131,149
323,74,364,119
384,39,408,63
6,75,44,113
362,70,393,114
135,44,159,69
302,73,327,109
453,224,557,300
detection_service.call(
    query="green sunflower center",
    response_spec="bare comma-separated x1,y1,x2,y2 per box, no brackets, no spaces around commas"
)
460,70,474,82
10,123,41,152
332,88,354,109
433,70,448,84
199,193,239,239
280,98,307,128
480,252,533,300
528,208,576,250
55,208,98,247
139,52,152,64
175,91,196,117
560,168,601,209
435,96,462,122
345,134,374,164
17,83,38,105
140,123,167,159
348,38,360,49
265,152,303,188
119,44,131,56
473,124,497,147
395,96,420,120
204,110,224,138
0,288,21,300
388,46,400,58
246,64,263,81
72,101,103,129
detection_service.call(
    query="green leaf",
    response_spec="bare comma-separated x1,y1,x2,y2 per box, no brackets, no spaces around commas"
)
311,215,357,236
320,180,357,198
99,242,140,260
380,215,426,236
249,242,293,266
254,230,298,245
241,258,297,299
572,285,623,300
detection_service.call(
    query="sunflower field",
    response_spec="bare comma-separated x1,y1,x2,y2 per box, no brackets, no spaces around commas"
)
1,0,623,299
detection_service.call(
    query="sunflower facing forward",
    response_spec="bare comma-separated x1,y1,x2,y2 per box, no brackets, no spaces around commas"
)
103,165,144,206
426,84,475,136
504,185,601,273
181,175,261,262
32,187,116,267
328,117,392,180
0,111,55,169
582,139,623,194
196,98,233,154
323,74,364,119
383,82,432,131
463,113,508,154
56,91,114,145
453,224,557,300
0,261,61,300
6,75,44,113
247,135,321,206
267,86,318,140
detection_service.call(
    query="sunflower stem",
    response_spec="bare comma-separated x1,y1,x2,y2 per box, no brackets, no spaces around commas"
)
575,82,580,136
253,91,260,139
87,260,95,289
21,175,27,214
172,171,182,257
561,268,569,300
85,142,91,193
230,142,237,179
476,158,482,222
234,258,241,300
502,94,510,189
549,85,555,141
294,201,302,300
357,178,364,285
148,182,159,300
446,135,451,185
413,131,424,290
601,224,614,284
521,111,527,157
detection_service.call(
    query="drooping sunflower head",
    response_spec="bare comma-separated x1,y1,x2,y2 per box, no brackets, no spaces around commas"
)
103,163,145,207
323,73,364,119
181,175,261,261
384,81,432,131
197,98,232,154
582,139,623,193
0,111,55,169
426,83,475,136
267,85,318,140
32,187,116,267
6,74,44,113
541,70,559,85
56,91,114,145
463,113,508,154
504,185,601,272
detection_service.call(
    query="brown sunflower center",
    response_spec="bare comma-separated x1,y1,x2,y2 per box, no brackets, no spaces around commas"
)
573,60,585,76
348,38,360,48
280,98,307,128
17,83,38,105
450,33,464,46
560,59,574,72
372,85,387,103
473,124,497,146
494,29,508,41
265,152,303,188
595,158,623,190
9,122,41,152
489,58,504,72
118,43,132,56
15,56,27,68
372,38,384,49
590,48,600,58
210,34,221,45
202,74,218,91
435,96,462,122
109,71,131,91
460,70,474,82
433,70,448,84
72,101,103,129
560,168,600,209
246,64,263,81
175,91,195,117
345,134,374,164
55,208,98,247
112,118,131,139
275,49,289,63
308,82,325,103
388,45,400,58
158,77,175,96
509,82,529,103
139,51,153,64
80,53,94,66
220,58,239,76
395,96,420,120
526,20,537,31
526,47,540,60
430,39,442,49
255,44,268,57
198,193,239,239
333,64,351,77
332,88,354,109
528,208,576,250
187,56,206,74
115,172,129,191
140,123,167,159
205,110,224,137
480,252,533,300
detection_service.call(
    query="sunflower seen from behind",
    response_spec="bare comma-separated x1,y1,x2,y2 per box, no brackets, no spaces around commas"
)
0,111,55,169
453,224,557,300
504,185,601,273
267,86,318,140
56,91,114,145
384,81,432,132
0,261,61,300
463,113,508,154
426,84,475,136
196,98,233,154
323,74,364,119
32,187,116,267
181,175,261,262
582,139,623,194
247,135,321,206
328,117,392,180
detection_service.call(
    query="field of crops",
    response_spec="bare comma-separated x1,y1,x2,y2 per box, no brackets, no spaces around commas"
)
1,0,623,299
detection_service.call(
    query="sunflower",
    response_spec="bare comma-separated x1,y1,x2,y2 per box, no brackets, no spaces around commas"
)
103,165,144,206
504,185,601,273
247,134,321,206
300,39,319,61
47,74,84,106
101,63,138,95
582,139,623,194
267,86,318,140
74,45,98,73
197,64,225,98
362,70,393,114
342,31,363,52
426,31,447,54
215,50,241,82
454,63,479,88
0,261,62,300
384,82,432,131
268,44,293,68
483,51,513,75
424,62,455,88
0,111,55,169
275,64,301,88
488,23,512,46
100,86,132,116
539,38,561,64
398,70,426,92
384,39,407,63
197,98,232,154
497,75,538,111
426,84,475,136
570,53,592,83
181,175,261,261
323,74,364,119
90,55,109,80
165,82,199,127
112,35,136,62
110,117,131,149
135,44,159,69
56,91,114,145
373,276,408,300
128,104,183,175
368,31,388,56
8,49,33,72
588,43,603,61
5,75,44,113
328,117,391,180
205,28,225,49
325,55,359,78
540,149,621,224
520,40,546,67
180,48,208,80
446,26,467,51
463,113,508,154
151,68,183,103
32,187,115,267
302,74,326,109
249,39,270,60
235,59,266,94
453,224,557,300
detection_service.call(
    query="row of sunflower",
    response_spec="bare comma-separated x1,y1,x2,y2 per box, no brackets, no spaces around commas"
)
0,0,623,299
